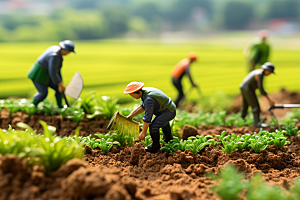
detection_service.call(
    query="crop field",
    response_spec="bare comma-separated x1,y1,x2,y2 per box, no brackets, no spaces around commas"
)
1,35,300,104
1,35,300,200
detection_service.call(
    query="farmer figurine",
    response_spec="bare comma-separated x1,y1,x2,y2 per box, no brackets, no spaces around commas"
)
239,62,275,128
124,82,176,153
171,52,197,107
243,29,271,73
27,40,76,108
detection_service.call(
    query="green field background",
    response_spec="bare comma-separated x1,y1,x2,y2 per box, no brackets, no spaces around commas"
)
1,34,299,104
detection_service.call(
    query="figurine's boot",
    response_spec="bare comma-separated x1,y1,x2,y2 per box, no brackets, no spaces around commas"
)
253,113,269,128
162,124,173,143
56,95,63,108
32,99,39,107
145,132,161,153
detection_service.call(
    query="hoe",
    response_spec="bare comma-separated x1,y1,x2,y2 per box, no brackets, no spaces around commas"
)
268,104,300,119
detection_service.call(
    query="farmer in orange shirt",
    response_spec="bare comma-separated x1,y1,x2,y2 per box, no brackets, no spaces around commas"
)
171,52,197,107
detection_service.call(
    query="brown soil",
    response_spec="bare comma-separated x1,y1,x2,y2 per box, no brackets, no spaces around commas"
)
1,88,300,200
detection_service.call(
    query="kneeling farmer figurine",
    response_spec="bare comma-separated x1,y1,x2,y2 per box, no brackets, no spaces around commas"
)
27,40,76,108
124,82,176,153
240,62,275,128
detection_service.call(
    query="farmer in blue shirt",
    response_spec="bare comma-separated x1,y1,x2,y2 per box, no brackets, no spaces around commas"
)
27,40,76,108
124,82,176,153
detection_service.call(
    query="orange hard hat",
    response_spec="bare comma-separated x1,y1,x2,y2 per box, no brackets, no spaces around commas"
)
124,82,144,94
259,29,268,38
188,52,197,61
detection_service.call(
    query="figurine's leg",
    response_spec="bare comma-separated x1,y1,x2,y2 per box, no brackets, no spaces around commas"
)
146,109,176,153
32,81,48,106
172,77,184,107
49,81,63,108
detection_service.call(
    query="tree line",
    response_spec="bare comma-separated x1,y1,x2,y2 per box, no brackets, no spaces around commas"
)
0,0,299,42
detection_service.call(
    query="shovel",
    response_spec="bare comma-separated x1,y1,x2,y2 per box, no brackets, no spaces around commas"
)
63,72,84,107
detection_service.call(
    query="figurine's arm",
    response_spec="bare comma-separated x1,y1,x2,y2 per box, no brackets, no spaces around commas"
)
128,106,144,119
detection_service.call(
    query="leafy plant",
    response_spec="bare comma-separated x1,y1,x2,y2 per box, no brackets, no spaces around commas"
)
160,136,181,154
141,135,152,147
283,123,300,136
208,165,249,200
15,121,84,172
95,138,120,153
246,173,288,200
271,131,290,149
110,132,134,147
249,135,269,153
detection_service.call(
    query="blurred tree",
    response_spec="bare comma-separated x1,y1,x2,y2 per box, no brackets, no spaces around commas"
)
101,2,130,36
68,0,100,9
128,16,149,34
222,1,254,29
165,0,213,29
266,0,299,19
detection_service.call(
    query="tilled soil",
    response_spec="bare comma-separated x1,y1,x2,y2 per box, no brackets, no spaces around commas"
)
1,88,300,200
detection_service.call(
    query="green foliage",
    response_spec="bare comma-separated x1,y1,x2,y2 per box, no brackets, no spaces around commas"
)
208,165,249,200
141,135,153,147
79,133,120,152
246,173,288,200
209,165,300,200
83,92,120,120
272,131,290,149
109,131,134,147
2,121,85,172
217,130,290,154
283,123,300,136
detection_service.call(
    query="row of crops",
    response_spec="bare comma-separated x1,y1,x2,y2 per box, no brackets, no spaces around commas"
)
0,118,297,172
2,93,300,129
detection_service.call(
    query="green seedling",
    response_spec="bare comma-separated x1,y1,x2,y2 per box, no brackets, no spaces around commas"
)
246,173,288,200
141,135,152,147
208,165,249,200
110,132,134,147
95,138,120,153
249,136,269,153
283,123,300,136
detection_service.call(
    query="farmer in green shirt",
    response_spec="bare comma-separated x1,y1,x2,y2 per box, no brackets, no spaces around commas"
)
124,82,176,153
27,40,76,108
239,62,275,128
243,30,271,72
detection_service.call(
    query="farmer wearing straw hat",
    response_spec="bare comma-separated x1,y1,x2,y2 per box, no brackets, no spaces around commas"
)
243,30,271,73
27,40,76,108
124,82,176,153
239,62,275,128
171,52,198,107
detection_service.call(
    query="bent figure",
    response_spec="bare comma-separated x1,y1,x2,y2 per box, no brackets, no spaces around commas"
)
27,40,76,108
171,52,197,107
239,62,275,128
243,30,271,73
124,82,176,153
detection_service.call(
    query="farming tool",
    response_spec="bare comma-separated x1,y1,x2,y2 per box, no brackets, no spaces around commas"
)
269,104,300,119
107,111,140,138
63,72,84,107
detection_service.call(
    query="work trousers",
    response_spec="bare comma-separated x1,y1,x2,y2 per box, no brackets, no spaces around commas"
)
240,88,260,118
149,109,176,144
32,80,62,105
172,77,184,107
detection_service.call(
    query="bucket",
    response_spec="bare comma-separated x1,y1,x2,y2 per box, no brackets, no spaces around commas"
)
107,111,140,138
